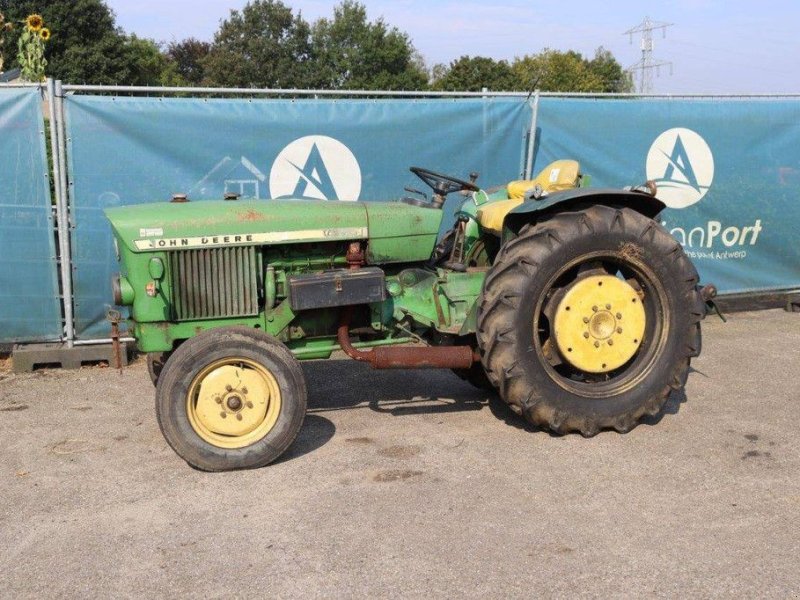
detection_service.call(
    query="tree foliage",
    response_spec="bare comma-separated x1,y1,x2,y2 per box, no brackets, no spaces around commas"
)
309,1,427,90
202,0,314,88
431,56,515,91
0,0,169,84
165,38,210,85
0,0,632,93
432,48,633,93
587,47,633,93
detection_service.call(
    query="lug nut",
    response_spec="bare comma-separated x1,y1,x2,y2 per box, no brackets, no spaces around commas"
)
592,305,598,312
583,317,590,323
215,397,222,404
225,385,233,392
616,313,622,319
606,304,611,310
608,340,614,346
220,412,227,419
594,341,600,348
242,387,248,394
246,401,254,409
236,414,243,421
583,332,590,339
617,327,623,334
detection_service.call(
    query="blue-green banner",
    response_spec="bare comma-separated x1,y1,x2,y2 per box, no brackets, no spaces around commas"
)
0,87,61,343
534,97,800,294
65,95,531,338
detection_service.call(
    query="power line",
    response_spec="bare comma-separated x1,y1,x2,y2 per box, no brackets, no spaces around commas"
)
624,17,673,93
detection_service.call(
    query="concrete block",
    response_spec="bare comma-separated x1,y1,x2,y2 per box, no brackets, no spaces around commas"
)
11,342,130,373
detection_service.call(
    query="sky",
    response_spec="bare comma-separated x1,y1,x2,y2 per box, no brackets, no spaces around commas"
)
105,0,800,94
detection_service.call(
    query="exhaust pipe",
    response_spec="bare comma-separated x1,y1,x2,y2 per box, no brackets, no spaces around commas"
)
337,307,475,370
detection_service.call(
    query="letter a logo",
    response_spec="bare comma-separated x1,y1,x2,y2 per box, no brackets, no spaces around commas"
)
290,143,338,199
269,135,362,201
646,128,714,209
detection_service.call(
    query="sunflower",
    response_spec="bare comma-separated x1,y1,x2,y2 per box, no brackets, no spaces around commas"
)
39,27,50,41
26,14,43,32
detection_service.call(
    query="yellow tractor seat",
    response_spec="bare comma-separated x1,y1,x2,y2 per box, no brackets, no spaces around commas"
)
476,160,581,235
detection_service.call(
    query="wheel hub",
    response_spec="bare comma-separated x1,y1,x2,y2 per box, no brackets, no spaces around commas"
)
552,275,646,374
188,361,281,445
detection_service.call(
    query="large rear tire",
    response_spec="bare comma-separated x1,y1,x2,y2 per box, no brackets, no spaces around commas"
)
155,327,307,471
476,205,704,436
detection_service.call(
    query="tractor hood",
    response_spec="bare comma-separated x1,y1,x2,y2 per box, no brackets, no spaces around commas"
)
105,198,443,264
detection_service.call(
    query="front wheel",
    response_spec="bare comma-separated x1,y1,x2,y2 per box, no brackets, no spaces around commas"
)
155,327,307,471
477,205,705,436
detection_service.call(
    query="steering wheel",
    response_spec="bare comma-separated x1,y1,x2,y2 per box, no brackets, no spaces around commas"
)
410,167,480,195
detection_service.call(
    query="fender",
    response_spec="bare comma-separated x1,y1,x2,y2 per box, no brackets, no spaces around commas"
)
502,188,666,239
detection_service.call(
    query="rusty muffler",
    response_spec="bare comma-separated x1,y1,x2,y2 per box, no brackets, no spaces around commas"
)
337,307,475,370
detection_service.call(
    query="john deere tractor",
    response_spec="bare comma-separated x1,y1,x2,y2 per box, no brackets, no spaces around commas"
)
106,160,710,471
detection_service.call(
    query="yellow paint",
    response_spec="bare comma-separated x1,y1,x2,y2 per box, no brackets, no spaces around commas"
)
186,358,282,448
553,275,646,373
477,160,581,235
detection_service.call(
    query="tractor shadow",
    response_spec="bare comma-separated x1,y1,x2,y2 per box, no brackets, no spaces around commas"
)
274,361,490,463
301,359,490,417
274,414,337,464
292,361,698,455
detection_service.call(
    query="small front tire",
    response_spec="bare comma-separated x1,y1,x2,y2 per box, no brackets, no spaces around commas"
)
155,327,307,471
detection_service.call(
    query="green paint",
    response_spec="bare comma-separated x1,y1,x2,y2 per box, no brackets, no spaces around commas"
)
106,177,623,357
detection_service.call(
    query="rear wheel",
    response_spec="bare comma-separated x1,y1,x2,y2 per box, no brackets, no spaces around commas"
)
155,327,307,471
477,205,704,435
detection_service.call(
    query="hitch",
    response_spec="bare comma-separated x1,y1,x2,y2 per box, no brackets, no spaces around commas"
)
700,284,726,322
106,309,124,373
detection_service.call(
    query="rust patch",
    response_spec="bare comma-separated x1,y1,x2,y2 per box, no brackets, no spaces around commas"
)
618,242,643,262
372,469,423,483
378,444,421,459
238,209,265,222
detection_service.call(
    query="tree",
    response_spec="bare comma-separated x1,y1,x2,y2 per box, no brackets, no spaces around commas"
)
120,35,174,86
431,56,516,91
512,48,632,93
166,38,210,85
587,47,633,93
202,0,313,88
0,0,123,82
309,1,427,90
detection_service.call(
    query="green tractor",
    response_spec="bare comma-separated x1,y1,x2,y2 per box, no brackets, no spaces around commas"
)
106,160,710,471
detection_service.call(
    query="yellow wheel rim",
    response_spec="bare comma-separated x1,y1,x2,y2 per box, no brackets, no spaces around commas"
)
553,275,646,374
186,357,282,449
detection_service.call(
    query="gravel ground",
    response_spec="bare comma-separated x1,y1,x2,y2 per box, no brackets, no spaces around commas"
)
1,309,799,598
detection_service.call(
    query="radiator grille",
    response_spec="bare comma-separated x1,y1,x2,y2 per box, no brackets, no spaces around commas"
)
168,246,259,320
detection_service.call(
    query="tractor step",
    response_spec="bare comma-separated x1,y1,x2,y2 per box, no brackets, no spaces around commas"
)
11,342,131,373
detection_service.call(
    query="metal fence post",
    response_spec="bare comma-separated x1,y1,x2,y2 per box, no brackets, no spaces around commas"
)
524,90,540,180
46,78,68,345
53,79,75,347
